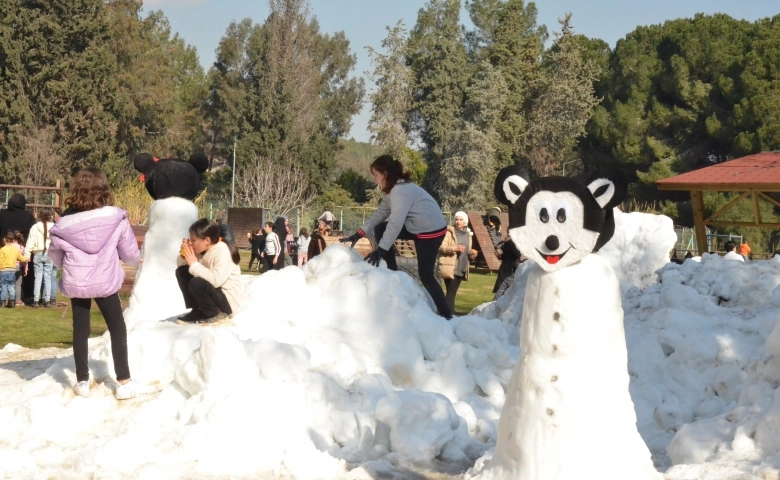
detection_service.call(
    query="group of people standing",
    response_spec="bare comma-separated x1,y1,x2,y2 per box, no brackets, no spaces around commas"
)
0,195,63,308
246,215,330,273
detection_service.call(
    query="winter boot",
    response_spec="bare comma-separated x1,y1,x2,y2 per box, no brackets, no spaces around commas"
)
30,301,39,308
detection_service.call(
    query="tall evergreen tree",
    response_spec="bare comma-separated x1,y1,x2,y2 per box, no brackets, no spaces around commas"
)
367,21,413,161
0,0,121,182
481,0,547,168
438,60,508,210
523,14,599,177
407,0,470,197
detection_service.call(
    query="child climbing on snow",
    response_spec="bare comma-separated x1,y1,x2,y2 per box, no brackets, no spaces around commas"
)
0,231,30,308
175,218,242,325
340,154,452,319
48,167,153,399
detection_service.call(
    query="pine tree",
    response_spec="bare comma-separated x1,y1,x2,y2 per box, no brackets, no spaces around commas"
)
523,14,599,176
438,60,508,210
367,21,413,160
407,0,470,198
484,0,547,169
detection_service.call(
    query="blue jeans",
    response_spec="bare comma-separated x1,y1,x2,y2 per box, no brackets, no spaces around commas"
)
51,265,58,302
0,270,16,302
33,252,53,302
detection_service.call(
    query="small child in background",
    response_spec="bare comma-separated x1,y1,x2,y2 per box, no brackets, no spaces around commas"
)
26,208,55,308
0,231,30,308
297,228,310,266
12,230,27,306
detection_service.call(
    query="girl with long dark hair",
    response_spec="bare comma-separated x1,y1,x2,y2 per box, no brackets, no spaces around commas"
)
340,155,452,319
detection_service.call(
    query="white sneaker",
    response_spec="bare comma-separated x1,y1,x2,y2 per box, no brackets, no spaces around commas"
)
115,379,155,400
73,380,91,397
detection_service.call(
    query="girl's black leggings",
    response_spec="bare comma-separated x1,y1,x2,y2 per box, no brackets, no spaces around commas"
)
72,293,129,383
248,252,261,270
374,222,452,319
175,266,232,318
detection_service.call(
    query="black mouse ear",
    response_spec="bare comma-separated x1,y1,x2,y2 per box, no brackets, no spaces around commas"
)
133,153,157,175
188,153,209,174
494,165,530,206
586,170,627,210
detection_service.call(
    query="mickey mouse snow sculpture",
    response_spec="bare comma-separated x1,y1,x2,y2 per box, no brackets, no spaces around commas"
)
475,166,662,480
123,152,207,324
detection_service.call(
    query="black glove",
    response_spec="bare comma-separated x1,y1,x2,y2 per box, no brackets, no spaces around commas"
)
364,247,387,267
339,232,363,248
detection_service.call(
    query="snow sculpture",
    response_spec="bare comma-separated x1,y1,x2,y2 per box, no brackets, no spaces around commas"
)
476,166,661,480
123,153,206,323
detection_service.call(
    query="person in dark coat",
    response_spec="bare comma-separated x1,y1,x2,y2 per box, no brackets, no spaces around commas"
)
307,220,329,260
273,217,288,269
0,194,35,238
248,228,265,272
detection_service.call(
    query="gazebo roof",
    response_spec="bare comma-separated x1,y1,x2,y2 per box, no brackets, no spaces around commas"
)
656,151,780,191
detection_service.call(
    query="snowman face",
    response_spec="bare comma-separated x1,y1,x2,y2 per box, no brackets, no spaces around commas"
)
495,169,626,274
509,190,598,272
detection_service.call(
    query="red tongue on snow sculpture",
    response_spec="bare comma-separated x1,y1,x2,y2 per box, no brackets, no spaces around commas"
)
546,255,561,264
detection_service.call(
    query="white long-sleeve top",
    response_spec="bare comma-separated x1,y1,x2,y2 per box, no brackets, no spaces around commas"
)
25,221,54,254
264,232,281,256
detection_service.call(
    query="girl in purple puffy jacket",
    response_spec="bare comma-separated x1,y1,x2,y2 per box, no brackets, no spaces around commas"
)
49,167,154,400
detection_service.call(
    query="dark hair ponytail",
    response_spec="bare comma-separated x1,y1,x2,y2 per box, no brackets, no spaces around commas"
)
39,208,54,254
370,154,412,194
189,218,240,265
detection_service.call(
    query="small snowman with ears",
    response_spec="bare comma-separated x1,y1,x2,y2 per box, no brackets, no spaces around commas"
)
474,166,662,480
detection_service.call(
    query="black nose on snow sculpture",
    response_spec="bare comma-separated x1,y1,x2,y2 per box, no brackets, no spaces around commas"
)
545,235,560,251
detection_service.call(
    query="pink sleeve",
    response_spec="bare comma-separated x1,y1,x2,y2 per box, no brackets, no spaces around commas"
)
117,219,141,267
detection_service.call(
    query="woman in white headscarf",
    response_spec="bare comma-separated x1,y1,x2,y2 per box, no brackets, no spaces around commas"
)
437,211,474,315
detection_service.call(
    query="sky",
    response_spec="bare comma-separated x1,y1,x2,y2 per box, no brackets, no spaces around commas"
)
142,0,779,143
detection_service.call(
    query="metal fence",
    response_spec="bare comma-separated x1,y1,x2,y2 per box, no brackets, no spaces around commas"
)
221,205,456,237
673,226,743,256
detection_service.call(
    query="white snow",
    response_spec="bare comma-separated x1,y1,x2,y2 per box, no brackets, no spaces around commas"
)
2,206,780,479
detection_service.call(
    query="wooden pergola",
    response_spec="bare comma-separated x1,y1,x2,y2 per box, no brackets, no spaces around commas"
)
656,151,780,254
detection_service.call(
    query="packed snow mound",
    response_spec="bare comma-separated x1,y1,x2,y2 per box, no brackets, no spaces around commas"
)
0,245,518,479
474,208,676,323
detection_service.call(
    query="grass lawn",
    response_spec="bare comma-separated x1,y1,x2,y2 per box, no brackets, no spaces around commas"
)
0,295,125,349
1,251,498,350
453,270,497,315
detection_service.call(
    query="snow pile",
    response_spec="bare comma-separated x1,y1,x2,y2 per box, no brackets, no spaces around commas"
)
0,244,517,479
4,204,780,479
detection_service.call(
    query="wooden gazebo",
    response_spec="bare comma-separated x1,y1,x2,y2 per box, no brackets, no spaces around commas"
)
656,151,780,254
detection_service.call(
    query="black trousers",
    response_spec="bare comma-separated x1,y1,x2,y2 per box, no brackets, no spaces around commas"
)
72,293,130,382
248,252,261,270
374,222,452,319
175,266,232,318
443,275,464,313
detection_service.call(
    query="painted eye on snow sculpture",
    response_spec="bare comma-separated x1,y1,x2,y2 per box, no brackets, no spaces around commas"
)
556,208,566,223
537,201,552,224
